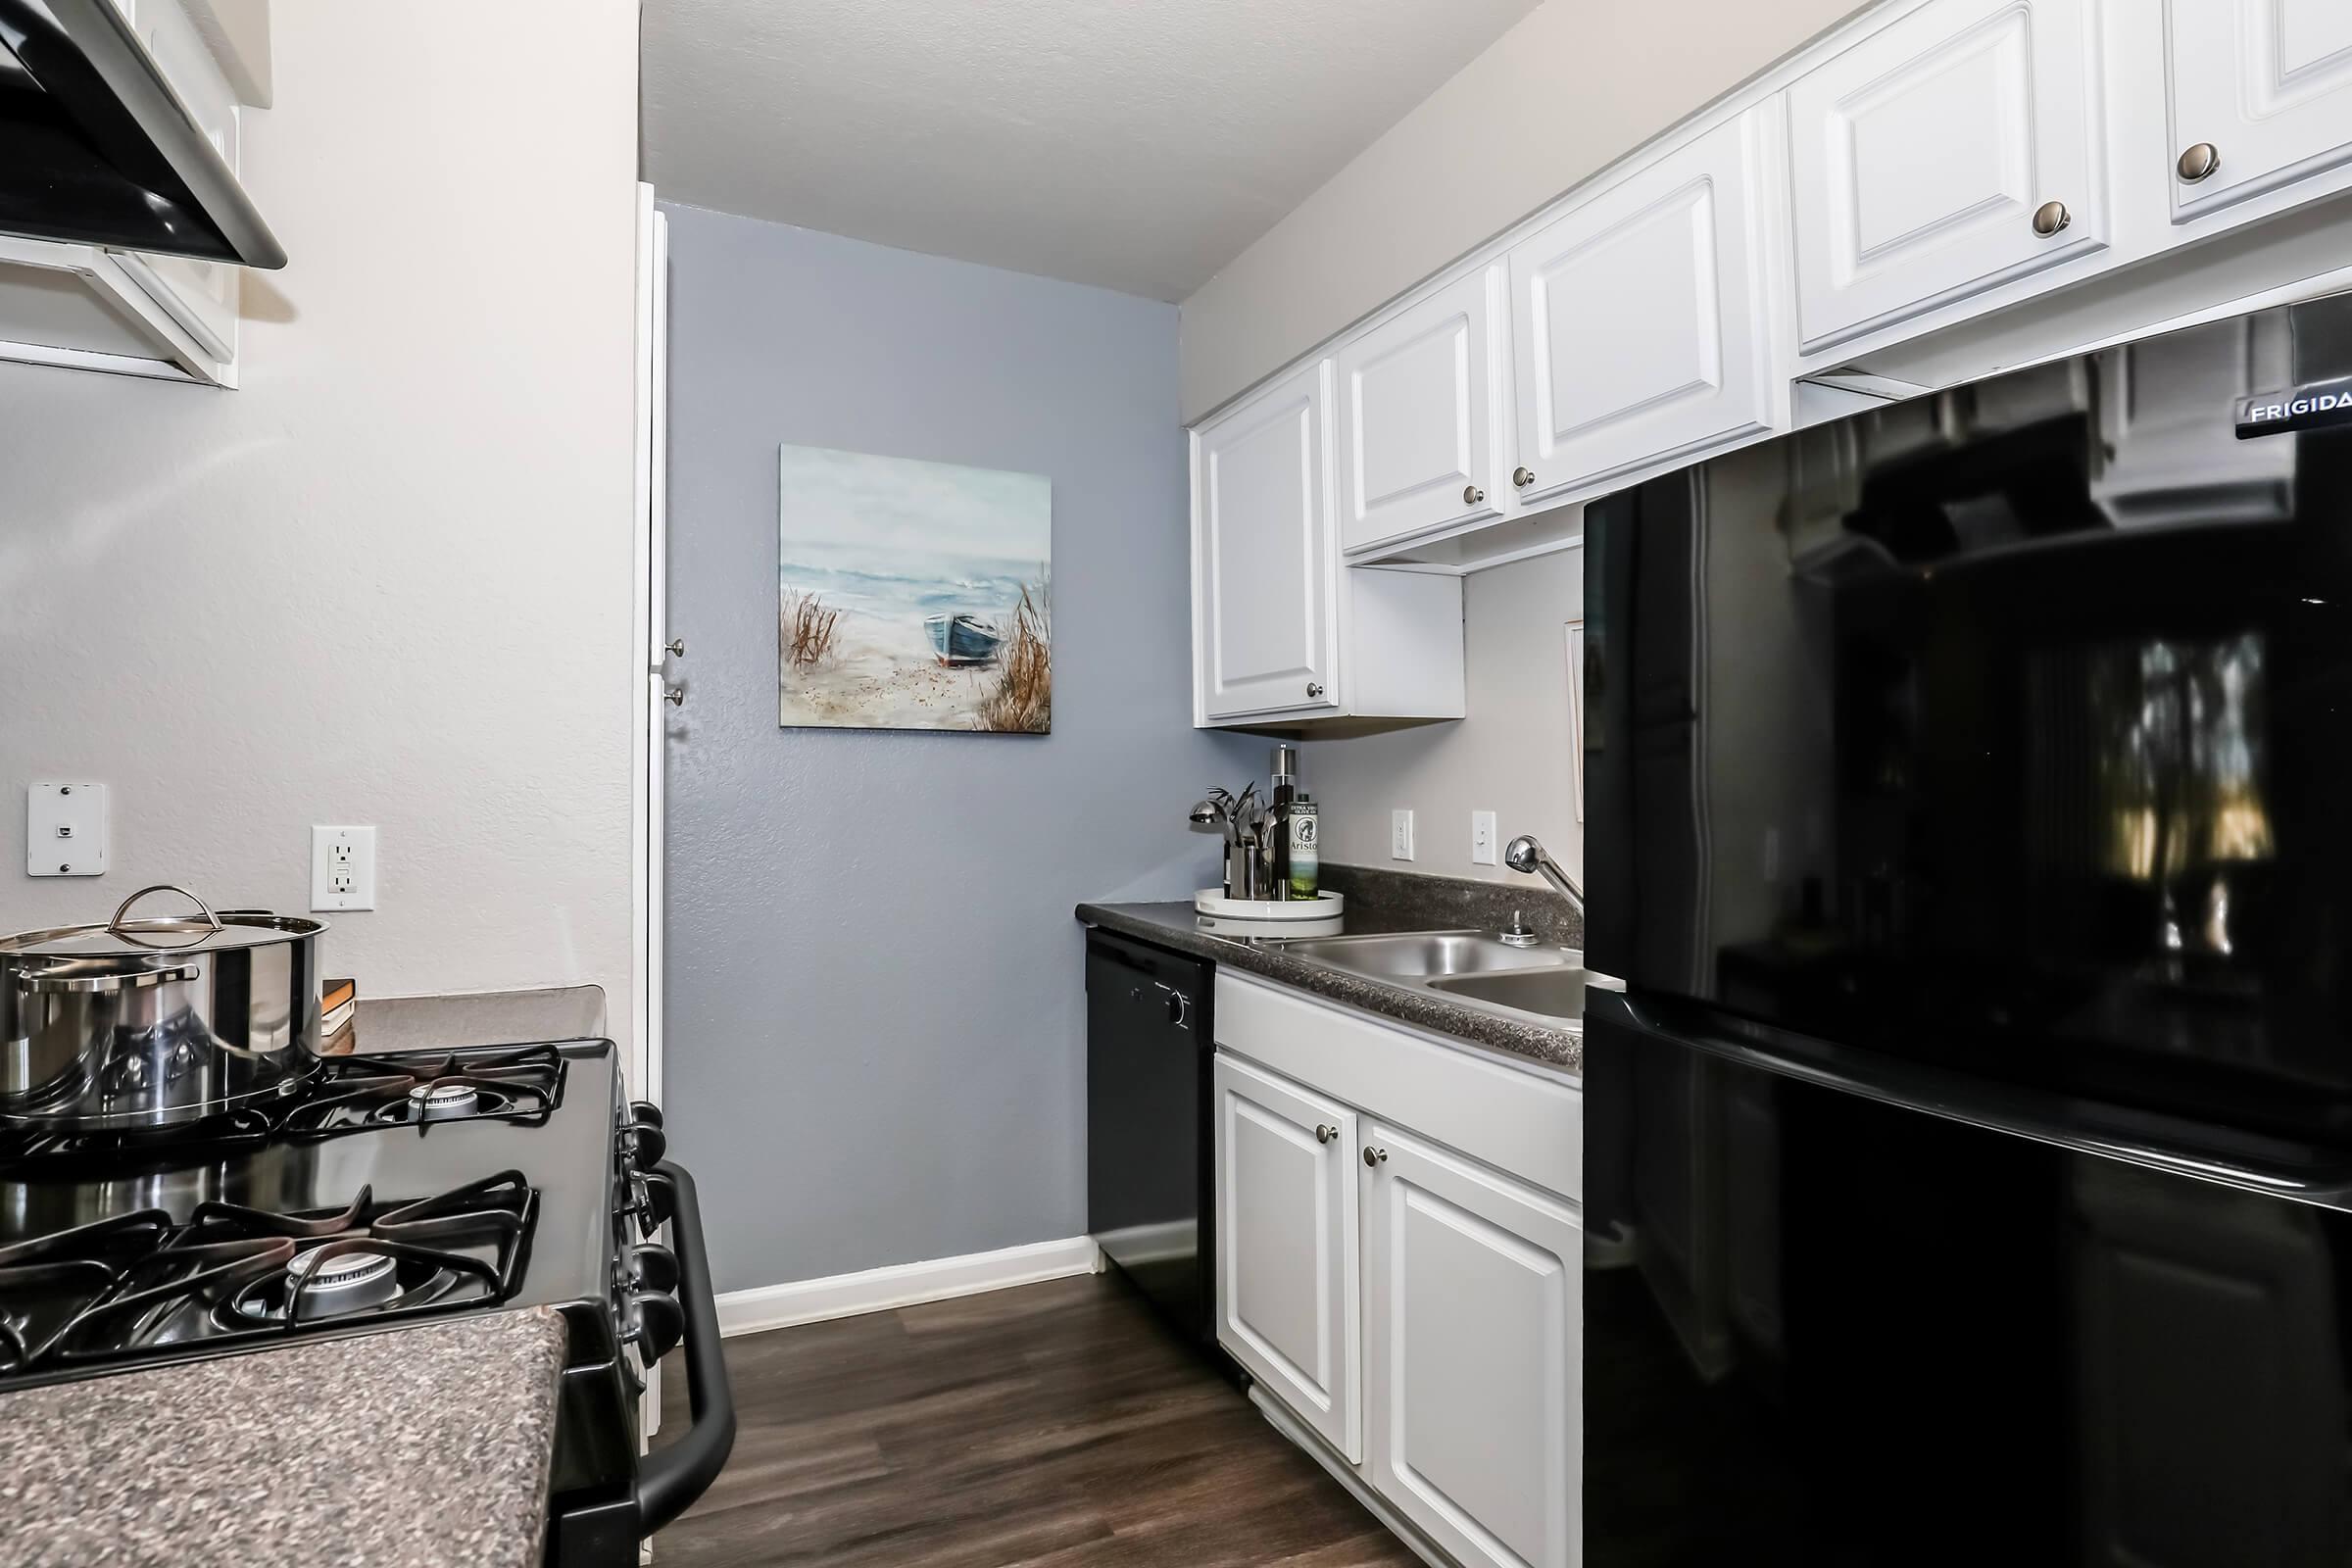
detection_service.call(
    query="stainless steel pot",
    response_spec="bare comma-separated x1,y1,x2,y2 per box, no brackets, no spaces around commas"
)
0,885,326,1128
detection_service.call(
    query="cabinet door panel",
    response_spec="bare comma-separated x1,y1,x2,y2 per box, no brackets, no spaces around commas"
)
2168,0,2352,220
1508,107,1775,505
1364,1124,1581,1568
1789,0,2104,352
1213,1054,1361,1460
1196,362,1338,720
1338,268,1499,555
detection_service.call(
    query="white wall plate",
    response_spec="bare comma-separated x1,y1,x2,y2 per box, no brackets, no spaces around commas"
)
27,783,107,876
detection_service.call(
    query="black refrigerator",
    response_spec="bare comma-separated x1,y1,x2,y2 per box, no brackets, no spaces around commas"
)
1584,290,2352,1564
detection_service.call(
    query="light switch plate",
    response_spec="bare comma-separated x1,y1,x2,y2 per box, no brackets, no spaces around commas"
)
1471,809,1497,866
28,783,108,876
311,825,377,910
1391,808,1415,862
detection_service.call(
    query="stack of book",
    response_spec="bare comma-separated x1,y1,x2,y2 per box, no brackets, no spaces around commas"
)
319,978,356,1054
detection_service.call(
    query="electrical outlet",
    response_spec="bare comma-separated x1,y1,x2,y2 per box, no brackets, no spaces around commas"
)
27,783,108,877
1471,809,1497,866
311,825,377,911
1391,808,1416,862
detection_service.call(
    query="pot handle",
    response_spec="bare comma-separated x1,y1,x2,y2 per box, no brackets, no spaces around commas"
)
17,960,204,995
107,884,225,941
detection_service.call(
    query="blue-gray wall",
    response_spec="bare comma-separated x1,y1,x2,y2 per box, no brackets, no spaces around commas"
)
660,204,1251,1293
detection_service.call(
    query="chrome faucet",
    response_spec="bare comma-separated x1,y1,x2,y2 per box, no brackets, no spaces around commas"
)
1504,834,1583,915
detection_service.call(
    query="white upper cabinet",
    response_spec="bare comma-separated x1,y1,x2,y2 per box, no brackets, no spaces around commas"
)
1788,0,2106,354
1363,1123,1582,1568
1192,0,2352,582
1193,360,1340,721
1506,105,1780,507
1336,267,1502,556
1193,360,1467,729
1214,1054,1362,1461
2166,0,2352,220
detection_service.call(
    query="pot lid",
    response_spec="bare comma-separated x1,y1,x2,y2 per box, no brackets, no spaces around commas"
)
0,885,323,958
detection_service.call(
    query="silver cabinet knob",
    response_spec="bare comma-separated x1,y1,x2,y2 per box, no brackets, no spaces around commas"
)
664,638,686,658
1463,484,1485,506
2032,200,2071,237
1363,1147,1388,1167
663,686,685,708
1305,681,1326,700
2177,142,2222,183
1316,1124,1338,1145
1512,466,1536,488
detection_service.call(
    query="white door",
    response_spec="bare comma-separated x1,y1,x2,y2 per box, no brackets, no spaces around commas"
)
1195,361,1340,720
1506,106,1778,508
629,184,671,1437
1788,0,2105,353
2167,0,2352,220
631,185,670,1113
1363,1123,1581,1568
1337,266,1501,555
1213,1053,1362,1460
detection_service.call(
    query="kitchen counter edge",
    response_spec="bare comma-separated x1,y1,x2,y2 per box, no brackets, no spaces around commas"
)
1078,901,1582,1072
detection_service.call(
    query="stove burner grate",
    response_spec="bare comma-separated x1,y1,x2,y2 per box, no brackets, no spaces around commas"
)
284,1046,563,1136
0,1172,535,1374
0,1047,565,1172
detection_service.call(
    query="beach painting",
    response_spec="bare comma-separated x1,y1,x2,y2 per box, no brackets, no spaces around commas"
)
777,445,1052,733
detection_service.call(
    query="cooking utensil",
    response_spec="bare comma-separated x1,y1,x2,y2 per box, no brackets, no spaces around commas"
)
0,884,327,1128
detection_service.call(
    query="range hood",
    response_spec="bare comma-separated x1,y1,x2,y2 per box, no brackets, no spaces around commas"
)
0,0,282,268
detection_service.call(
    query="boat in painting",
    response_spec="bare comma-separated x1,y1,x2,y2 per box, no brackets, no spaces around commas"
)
924,612,1004,666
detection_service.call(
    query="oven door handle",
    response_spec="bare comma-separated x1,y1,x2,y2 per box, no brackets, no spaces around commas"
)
634,1158,736,1537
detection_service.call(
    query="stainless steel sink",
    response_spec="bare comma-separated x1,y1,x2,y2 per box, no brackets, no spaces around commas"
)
1425,966,1586,1022
1271,929,1584,1028
1278,931,1573,978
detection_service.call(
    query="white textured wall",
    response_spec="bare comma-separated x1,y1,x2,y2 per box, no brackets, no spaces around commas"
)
0,3,641,1025
1179,0,1868,419
1302,550,1584,887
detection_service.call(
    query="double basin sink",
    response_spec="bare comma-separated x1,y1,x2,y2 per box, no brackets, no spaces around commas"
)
1272,931,1584,1029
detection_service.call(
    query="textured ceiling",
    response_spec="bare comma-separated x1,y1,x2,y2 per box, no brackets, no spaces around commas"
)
639,0,1539,302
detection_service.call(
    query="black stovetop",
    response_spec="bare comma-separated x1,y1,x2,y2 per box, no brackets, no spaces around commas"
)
0,1039,624,1392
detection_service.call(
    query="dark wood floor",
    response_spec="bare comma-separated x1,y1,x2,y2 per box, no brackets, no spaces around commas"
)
650,1271,1421,1567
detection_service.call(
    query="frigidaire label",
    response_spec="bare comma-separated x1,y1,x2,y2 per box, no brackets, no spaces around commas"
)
2236,376,2352,439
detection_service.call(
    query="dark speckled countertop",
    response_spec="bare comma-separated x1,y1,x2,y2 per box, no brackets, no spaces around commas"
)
1079,863,1584,1071
0,1305,567,1568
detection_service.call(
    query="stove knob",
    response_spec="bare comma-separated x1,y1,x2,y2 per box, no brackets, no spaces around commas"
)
629,1100,664,1129
618,1114,668,1171
624,1171,676,1238
621,1290,686,1362
625,1242,679,1295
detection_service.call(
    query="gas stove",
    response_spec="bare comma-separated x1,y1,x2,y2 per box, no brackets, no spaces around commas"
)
0,1038,733,1565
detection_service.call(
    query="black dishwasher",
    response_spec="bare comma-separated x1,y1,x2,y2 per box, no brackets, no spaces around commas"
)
1086,928,1218,1353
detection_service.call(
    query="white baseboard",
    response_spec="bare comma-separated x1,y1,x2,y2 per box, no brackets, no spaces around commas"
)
715,1235,1103,1338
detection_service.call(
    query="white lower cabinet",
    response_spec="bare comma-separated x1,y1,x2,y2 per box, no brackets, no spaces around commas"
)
1213,1053,1362,1460
1363,1124,1582,1568
1213,975,1585,1568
